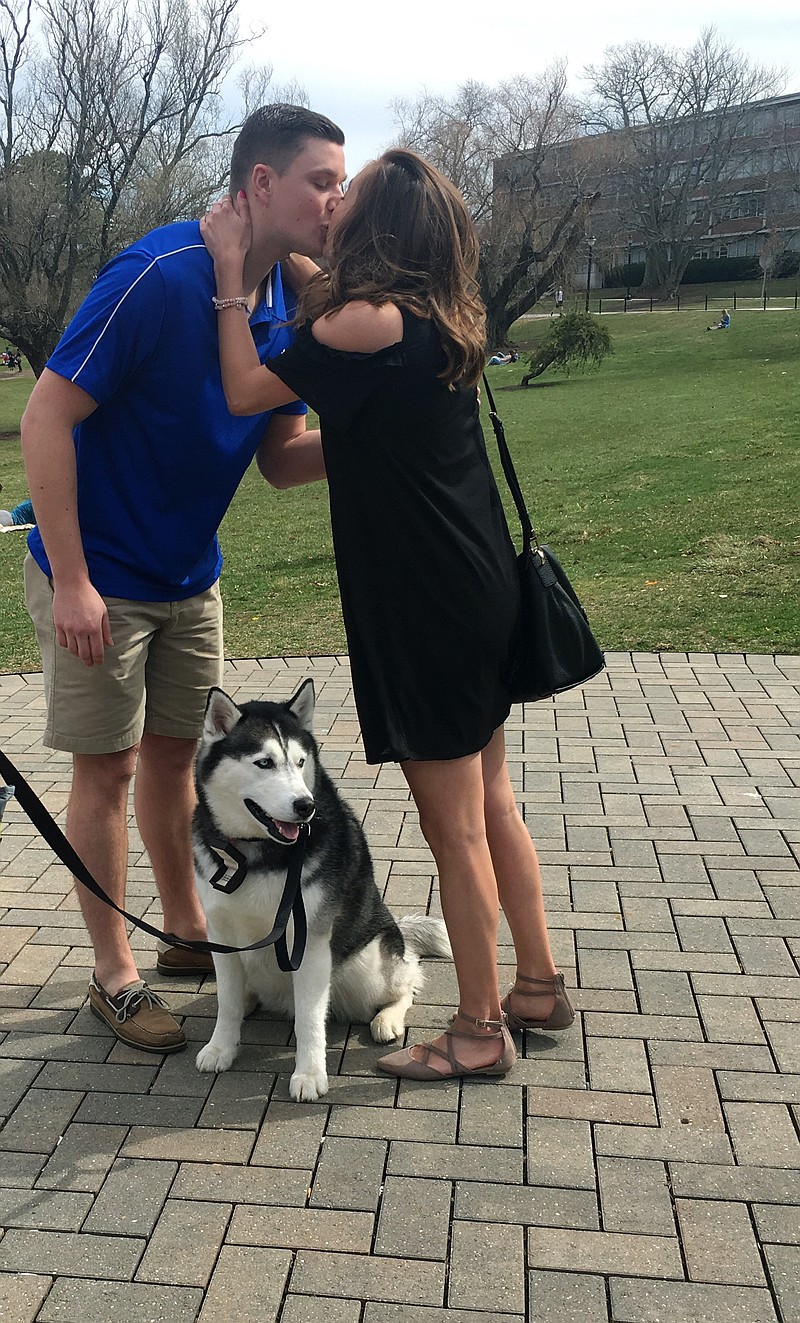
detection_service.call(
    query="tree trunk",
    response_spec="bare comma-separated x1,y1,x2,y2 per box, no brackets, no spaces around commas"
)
643,240,695,298
3,321,60,378
485,305,516,354
21,343,50,379
521,352,554,386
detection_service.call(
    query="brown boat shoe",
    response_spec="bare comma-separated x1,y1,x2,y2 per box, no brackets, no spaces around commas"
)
88,974,187,1053
155,941,215,977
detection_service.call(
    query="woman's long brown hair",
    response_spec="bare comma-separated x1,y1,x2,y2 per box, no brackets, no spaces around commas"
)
298,148,486,388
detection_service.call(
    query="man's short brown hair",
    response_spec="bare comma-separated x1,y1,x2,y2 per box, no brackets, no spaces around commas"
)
230,103,345,193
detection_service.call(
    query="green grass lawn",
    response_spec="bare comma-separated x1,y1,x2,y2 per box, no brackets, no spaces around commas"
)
1,311,798,674
503,308,799,653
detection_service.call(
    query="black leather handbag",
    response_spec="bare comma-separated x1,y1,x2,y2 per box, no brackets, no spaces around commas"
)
482,374,605,703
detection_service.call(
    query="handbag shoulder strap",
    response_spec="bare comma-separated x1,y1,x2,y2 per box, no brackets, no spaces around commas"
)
481,373,540,551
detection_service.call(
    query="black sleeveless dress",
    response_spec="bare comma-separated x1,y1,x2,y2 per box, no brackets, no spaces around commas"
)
267,307,520,764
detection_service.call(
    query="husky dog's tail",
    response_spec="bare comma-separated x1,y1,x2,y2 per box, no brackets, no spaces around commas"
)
398,914,452,959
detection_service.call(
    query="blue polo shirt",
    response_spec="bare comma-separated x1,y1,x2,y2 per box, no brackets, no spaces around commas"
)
28,220,305,600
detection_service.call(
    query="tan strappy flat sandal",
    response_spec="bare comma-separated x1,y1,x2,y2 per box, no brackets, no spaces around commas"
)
376,1010,517,1080
501,972,575,1032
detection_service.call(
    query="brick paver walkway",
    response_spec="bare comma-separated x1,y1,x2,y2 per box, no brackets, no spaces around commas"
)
1,651,799,1323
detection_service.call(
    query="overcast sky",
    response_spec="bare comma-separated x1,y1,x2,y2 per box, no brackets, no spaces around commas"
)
237,0,800,175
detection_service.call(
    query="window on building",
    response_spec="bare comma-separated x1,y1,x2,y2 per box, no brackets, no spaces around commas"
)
719,191,767,220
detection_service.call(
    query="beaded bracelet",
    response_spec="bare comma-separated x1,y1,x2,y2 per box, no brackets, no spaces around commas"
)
212,296,250,311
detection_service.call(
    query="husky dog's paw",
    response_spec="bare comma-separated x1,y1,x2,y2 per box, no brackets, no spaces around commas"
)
289,1067,329,1102
196,1040,238,1073
370,1007,406,1043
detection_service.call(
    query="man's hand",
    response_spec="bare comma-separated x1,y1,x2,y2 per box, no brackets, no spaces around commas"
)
52,580,114,666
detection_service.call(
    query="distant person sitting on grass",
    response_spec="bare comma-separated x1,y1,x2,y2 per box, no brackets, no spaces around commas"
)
707,308,731,331
488,350,519,365
0,497,35,527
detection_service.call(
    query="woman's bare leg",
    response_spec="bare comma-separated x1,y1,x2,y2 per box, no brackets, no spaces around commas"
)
399,751,506,1073
480,726,560,1021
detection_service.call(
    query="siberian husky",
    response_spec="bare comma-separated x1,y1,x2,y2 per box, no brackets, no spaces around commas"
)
193,680,451,1101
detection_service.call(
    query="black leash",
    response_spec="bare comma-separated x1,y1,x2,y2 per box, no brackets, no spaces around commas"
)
0,748,308,972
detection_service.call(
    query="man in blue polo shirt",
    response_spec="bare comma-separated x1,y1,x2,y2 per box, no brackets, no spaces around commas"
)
20,104,346,1053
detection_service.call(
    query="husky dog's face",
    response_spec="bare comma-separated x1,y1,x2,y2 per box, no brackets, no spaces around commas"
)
198,680,317,846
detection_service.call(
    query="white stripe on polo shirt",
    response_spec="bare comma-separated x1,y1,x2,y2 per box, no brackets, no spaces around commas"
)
72,244,206,383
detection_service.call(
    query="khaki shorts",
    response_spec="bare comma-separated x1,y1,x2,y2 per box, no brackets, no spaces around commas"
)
24,554,224,754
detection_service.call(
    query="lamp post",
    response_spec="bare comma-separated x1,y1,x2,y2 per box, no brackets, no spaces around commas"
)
585,235,596,313
625,239,633,301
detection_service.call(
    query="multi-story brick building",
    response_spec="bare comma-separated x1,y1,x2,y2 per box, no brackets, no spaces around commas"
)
691,92,800,264
496,91,800,288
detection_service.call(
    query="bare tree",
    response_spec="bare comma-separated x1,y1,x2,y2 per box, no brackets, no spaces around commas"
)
0,0,280,374
393,68,600,348
584,28,783,294
769,116,800,257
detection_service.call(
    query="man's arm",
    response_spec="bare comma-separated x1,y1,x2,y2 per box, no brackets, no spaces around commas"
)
20,368,113,667
256,413,326,490
282,253,321,293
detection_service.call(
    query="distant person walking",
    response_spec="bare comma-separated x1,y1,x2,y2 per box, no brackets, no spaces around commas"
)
554,286,564,314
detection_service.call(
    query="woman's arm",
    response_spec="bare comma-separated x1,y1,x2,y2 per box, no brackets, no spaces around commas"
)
201,195,300,416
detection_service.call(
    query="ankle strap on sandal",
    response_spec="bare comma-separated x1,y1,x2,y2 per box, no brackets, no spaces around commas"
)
455,1009,505,1031
514,973,561,988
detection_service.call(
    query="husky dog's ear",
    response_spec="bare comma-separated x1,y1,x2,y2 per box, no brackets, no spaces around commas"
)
286,677,315,732
203,687,242,740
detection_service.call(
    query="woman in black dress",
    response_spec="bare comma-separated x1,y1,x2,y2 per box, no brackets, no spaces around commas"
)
201,148,573,1080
